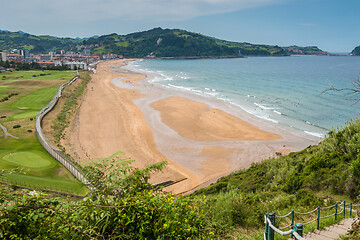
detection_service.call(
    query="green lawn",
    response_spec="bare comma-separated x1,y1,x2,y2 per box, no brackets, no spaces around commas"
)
0,70,75,81
0,85,11,98
0,70,89,196
5,86,58,109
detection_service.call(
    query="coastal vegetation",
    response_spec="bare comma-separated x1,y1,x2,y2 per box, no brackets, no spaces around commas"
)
1,28,328,58
0,60,70,71
1,112,360,238
85,28,326,58
0,30,81,53
49,71,91,147
0,70,88,195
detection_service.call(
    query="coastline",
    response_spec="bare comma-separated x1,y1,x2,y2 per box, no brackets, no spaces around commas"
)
65,59,318,194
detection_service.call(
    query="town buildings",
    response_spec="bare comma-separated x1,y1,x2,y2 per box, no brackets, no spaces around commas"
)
0,46,123,70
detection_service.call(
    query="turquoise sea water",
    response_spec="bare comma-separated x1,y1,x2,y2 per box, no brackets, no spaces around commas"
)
127,56,360,138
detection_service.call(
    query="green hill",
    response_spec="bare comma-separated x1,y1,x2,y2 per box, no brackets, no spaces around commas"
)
282,45,328,55
84,27,289,57
0,30,81,53
0,28,328,58
350,46,360,56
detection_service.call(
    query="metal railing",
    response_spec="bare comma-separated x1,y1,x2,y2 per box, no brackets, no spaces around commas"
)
35,75,95,192
264,200,358,240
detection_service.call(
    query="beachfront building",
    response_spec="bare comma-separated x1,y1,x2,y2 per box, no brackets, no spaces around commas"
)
65,61,87,70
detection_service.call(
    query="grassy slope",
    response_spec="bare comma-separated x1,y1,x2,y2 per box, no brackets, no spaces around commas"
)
191,117,360,238
0,70,88,195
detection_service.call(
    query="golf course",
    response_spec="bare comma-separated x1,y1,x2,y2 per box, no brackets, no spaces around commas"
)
0,70,89,195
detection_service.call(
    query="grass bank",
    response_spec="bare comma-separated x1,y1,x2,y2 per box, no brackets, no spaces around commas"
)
189,117,360,238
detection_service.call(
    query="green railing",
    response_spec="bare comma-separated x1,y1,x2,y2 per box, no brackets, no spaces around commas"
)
264,201,359,240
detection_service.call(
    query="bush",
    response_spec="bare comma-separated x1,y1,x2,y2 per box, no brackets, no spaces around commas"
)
0,154,214,239
12,124,21,129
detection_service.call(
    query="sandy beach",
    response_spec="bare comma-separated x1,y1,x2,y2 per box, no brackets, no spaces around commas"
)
62,59,318,194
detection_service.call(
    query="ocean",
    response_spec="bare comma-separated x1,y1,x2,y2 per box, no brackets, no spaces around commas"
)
126,56,360,138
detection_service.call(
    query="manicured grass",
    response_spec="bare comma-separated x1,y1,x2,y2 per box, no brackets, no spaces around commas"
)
0,70,76,81
10,110,39,120
0,70,88,196
6,87,58,110
1,173,89,196
3,150,57,169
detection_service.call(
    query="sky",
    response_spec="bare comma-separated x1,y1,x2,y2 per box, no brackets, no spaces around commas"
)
1,0,359,52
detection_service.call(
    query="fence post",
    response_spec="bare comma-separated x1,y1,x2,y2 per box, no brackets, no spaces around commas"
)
350,203,353,218
343,201,346,218
291,210,295,228
317,206,320,230
268,212,275,240
293,223,303,237
335,202,338,221
265,213,269,239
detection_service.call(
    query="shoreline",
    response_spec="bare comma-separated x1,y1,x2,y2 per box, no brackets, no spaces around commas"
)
107,59,318,193
123,59,326,141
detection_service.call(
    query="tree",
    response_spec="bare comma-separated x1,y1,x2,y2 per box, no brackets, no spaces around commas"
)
323,76,360,104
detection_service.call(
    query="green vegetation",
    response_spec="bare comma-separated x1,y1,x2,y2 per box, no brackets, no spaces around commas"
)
1,28,327,58
85,28,291,57
190,117,360,238
51,71,91,146
0,115,360,238
0,30,81,53
0,156,213,239
351,46,360,56
282,45,326,55
0,70,88,195
0,60,70,70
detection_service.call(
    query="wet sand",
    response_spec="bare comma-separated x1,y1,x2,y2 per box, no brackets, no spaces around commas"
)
64,59,318,194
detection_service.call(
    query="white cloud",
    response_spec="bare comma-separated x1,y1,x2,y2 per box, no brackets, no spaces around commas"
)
2,0,284,24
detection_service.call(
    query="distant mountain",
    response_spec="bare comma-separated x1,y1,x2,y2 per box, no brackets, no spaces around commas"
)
0,30,82,53
282,45,328,55
84,28,291,58
0,28,328,58
350,46,360,56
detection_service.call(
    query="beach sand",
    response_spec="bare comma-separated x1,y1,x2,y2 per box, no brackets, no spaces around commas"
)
61,59,317,194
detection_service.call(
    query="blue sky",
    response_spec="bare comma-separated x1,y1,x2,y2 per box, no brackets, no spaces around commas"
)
1,0,359,52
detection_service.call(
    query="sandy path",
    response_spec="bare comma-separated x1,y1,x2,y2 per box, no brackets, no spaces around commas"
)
64,59,318,194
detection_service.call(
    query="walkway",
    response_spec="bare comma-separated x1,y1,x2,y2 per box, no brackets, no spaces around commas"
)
0,123,19,139
304,218,354,240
